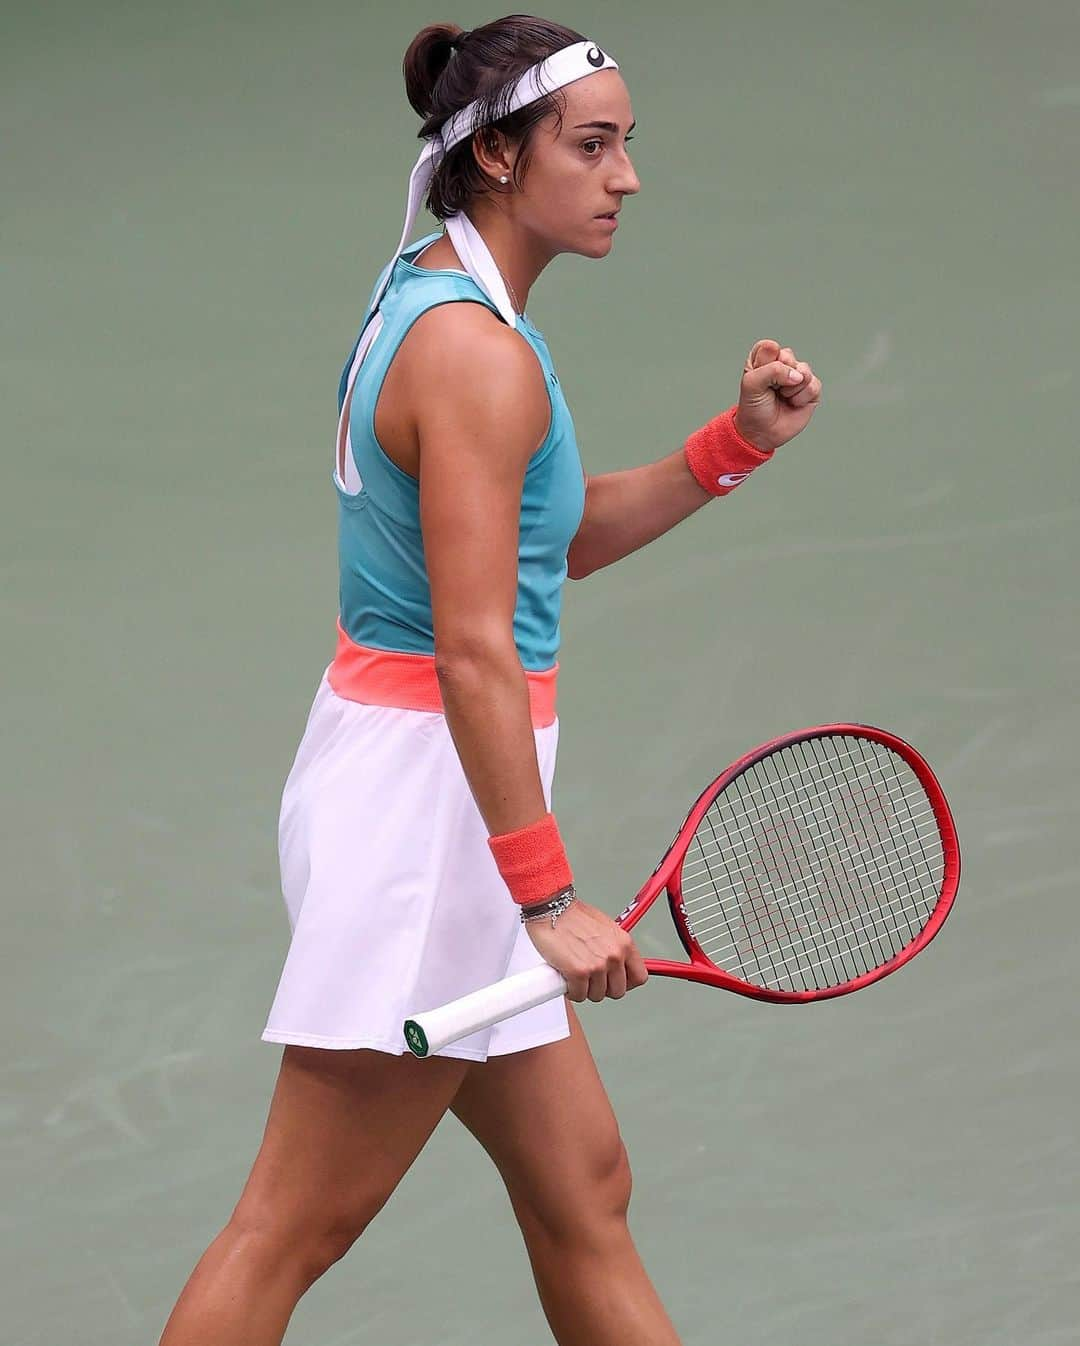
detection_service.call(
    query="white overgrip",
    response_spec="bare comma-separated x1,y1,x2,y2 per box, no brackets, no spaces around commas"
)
404,964,568,1057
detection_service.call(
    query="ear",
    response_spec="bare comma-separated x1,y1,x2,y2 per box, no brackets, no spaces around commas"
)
470,128,518,186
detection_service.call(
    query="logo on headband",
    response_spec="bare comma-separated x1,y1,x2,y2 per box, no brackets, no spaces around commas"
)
586,45,606,67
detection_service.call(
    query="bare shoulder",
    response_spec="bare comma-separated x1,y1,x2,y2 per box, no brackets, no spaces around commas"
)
401,302,551,463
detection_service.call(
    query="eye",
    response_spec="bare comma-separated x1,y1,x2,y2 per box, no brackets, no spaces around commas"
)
581,139,603,156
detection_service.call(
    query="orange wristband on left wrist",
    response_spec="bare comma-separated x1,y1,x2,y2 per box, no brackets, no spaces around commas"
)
683,405,774,497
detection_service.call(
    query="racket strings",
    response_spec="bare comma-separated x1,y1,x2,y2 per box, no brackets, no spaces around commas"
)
724,741,937,985
684,773,936,953
685,790,936,929
700,749,937,924
679,736,945,992
749,741,937,982
759,742,929,972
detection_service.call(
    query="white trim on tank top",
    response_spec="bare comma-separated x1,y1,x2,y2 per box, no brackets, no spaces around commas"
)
333,243,469,496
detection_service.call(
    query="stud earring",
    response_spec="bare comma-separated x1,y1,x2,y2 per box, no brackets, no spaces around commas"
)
499,175,509,184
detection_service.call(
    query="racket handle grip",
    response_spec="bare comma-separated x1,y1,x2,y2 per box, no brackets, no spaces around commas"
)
404,964,568,1058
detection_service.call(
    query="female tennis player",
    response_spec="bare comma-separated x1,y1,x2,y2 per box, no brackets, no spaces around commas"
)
159,15,820,1345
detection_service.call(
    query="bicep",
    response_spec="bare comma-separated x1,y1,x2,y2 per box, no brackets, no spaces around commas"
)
413,311,550,658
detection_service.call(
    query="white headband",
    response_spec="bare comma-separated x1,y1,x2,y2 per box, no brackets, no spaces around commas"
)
441,40,619,151
370,39,620,329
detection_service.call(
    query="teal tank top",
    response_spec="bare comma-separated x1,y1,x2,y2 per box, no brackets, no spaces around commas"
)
335,230,586,672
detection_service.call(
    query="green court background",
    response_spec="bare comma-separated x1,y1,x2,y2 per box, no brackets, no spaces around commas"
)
4,2,1079,1342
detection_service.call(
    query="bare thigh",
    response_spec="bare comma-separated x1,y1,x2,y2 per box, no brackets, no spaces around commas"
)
230,1044,471,1269
450,1007,631,1241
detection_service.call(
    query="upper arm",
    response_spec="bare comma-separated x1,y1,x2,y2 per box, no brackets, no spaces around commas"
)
407,304,551,660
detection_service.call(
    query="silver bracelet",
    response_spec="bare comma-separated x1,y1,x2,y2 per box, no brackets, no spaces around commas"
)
520,884,577,927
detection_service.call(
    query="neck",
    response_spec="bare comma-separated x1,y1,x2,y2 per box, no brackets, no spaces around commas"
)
460,198,555,315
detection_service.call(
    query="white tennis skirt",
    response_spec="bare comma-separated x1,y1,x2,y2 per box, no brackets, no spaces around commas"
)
261,671,570,1060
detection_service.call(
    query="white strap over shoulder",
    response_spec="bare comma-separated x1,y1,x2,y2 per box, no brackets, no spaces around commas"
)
444,213,517,327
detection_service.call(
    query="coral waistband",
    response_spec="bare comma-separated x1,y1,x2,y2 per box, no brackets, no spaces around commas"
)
327,620,558,729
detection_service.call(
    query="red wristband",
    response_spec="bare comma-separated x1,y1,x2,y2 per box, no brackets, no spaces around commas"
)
487,812,574,906
683,405,774,497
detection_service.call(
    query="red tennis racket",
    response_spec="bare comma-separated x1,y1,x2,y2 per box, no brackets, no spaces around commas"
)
404,724,960,1057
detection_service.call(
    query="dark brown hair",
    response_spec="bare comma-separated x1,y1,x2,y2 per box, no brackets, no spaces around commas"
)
402,14,586,217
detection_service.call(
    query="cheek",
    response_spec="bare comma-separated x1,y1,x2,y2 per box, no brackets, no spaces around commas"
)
518,145,607,236
527,158,590,219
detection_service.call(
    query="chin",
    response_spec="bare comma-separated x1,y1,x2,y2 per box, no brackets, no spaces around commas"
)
571,236,616,260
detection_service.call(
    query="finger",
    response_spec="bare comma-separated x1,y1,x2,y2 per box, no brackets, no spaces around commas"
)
745,339,780,372
587,968,608,1004
779,346,798,367
744,360,805,395
606,959,628,1001
777,360,813,400
625,948,649,990
564,973,589,1004
785,368,821,408
789,377,823,410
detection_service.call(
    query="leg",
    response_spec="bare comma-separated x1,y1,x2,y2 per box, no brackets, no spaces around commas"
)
450,1008,681,1346
158,1045,469,1346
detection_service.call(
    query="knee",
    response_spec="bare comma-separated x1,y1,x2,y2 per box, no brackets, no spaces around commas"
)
517,1136,634,1250
226,1188,390,1289
296,1208,377,1284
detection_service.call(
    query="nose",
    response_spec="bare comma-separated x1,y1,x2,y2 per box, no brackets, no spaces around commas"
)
610,144,641,197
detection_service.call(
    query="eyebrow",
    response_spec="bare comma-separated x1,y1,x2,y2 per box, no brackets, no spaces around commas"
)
573,120,636,134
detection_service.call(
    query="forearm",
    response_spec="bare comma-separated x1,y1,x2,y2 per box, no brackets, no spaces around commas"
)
435,644,549,837
567,448,711,579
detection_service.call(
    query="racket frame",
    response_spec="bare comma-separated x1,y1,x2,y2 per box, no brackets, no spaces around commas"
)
618,722,960,1003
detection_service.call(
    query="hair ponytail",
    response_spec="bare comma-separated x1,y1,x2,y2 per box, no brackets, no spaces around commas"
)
400,14,586,218
402,23,466,120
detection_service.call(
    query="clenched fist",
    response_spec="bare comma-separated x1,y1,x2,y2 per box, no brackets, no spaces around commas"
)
734,339,822,453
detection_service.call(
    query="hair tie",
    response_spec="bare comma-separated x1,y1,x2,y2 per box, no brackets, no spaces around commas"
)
450,30,471,51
